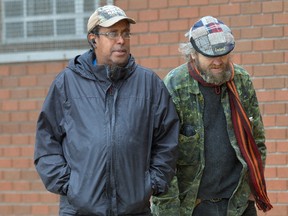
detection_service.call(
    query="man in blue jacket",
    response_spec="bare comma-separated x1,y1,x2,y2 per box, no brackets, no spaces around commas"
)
34,5,179,216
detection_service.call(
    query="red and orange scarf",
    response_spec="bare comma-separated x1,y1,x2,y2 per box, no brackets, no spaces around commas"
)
188,62,272,212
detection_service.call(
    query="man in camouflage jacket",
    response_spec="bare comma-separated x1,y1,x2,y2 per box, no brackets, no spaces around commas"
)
152,16,269,216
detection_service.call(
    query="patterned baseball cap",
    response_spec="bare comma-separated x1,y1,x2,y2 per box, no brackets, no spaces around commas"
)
87,5,136,32
187,16,235,57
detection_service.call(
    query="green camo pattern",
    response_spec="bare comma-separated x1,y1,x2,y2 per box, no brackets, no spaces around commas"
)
151,63,267,216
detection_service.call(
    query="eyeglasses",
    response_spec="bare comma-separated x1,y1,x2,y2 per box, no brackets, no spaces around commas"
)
96,31,132,40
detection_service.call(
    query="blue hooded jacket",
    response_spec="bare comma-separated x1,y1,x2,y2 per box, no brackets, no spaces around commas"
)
34,50,179,216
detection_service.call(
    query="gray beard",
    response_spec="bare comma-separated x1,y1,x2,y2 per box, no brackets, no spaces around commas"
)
194,59,232,85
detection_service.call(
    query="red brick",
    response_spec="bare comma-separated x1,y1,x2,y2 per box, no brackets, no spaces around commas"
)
0,135,11,145
132,23,149,34
45,62,66,75
257,91,275,104
266,141,277,153
0,182,13,191
252,14,273,26
160,32,180,44
263,77,285,89
2,100,18,111
27,63,46,75
139,57,159,69
277,141,288,152
274,13,288,25
263,52,284,63
179,7,199,19
150,45,169,57
21,170,39,180
10,90,28,100
28,88,47,98
0,89,10,100
138,9,158,21
39,193,59,203
169,19,189,31
263,26,284,38
19,76,37,87
169,0,190,7
230,15,251,28
264,167,277,178
3,147,21,157
28,110,39,121
31,205,50,215
11,135,30,145
199,5,219,17
10,111,28,122
266,128,287,140
12,158,33,168
188,0,209,5
267,179,288,190
275,64,288,75
0,65,10,76
278,191,288,205
20,122,36,133
10,64,27,76
19,100,37,111
240,27,262,39
240,2,261,14
220,4,240,16
3,193,22,202
13,181,31,191
275,90,288,101
266,154,287,165
169,44,181,55
235,41,252,52
159,8,178,20
149,20,169,32
253,65,274,77
275,39,288,50
264,103,286,114
0,206,13,215
21,146,34,157
1,77,19,88
262,115,276,127
13,205,32,215
149,0,168,9
253,40,274,51
242,53,262,64
139,33,159,45
160,57,180,69
263,1,283,13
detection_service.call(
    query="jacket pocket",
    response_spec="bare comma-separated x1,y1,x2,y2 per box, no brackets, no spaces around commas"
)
177,132,201,165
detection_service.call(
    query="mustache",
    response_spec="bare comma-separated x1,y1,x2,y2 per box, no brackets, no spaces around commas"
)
112,47,127,52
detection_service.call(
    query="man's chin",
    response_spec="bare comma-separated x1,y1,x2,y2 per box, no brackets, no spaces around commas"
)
112,57,129,67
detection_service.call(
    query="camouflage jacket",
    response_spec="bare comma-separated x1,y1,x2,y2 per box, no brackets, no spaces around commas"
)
151,63,266,216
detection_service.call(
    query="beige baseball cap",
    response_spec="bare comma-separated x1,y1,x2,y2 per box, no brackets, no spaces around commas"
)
87,5,136,33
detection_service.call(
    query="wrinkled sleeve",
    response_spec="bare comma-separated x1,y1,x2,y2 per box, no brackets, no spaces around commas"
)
151,176,181,216
34,75,70,195
151,72,182,215
150,79,179,196
244,76,267,165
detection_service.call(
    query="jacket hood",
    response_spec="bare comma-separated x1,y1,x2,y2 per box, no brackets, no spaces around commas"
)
67,49,137,82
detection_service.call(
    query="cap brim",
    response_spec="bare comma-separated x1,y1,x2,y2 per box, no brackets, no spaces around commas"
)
99,16,136,27
190,37,235,57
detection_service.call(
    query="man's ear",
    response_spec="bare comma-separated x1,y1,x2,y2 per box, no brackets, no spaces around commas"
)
191,53,196,60
88,34,97,48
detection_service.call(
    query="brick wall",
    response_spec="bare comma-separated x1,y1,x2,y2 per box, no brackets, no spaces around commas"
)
0,0,287,215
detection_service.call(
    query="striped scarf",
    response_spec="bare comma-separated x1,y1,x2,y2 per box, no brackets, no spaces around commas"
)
188,62,272,212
